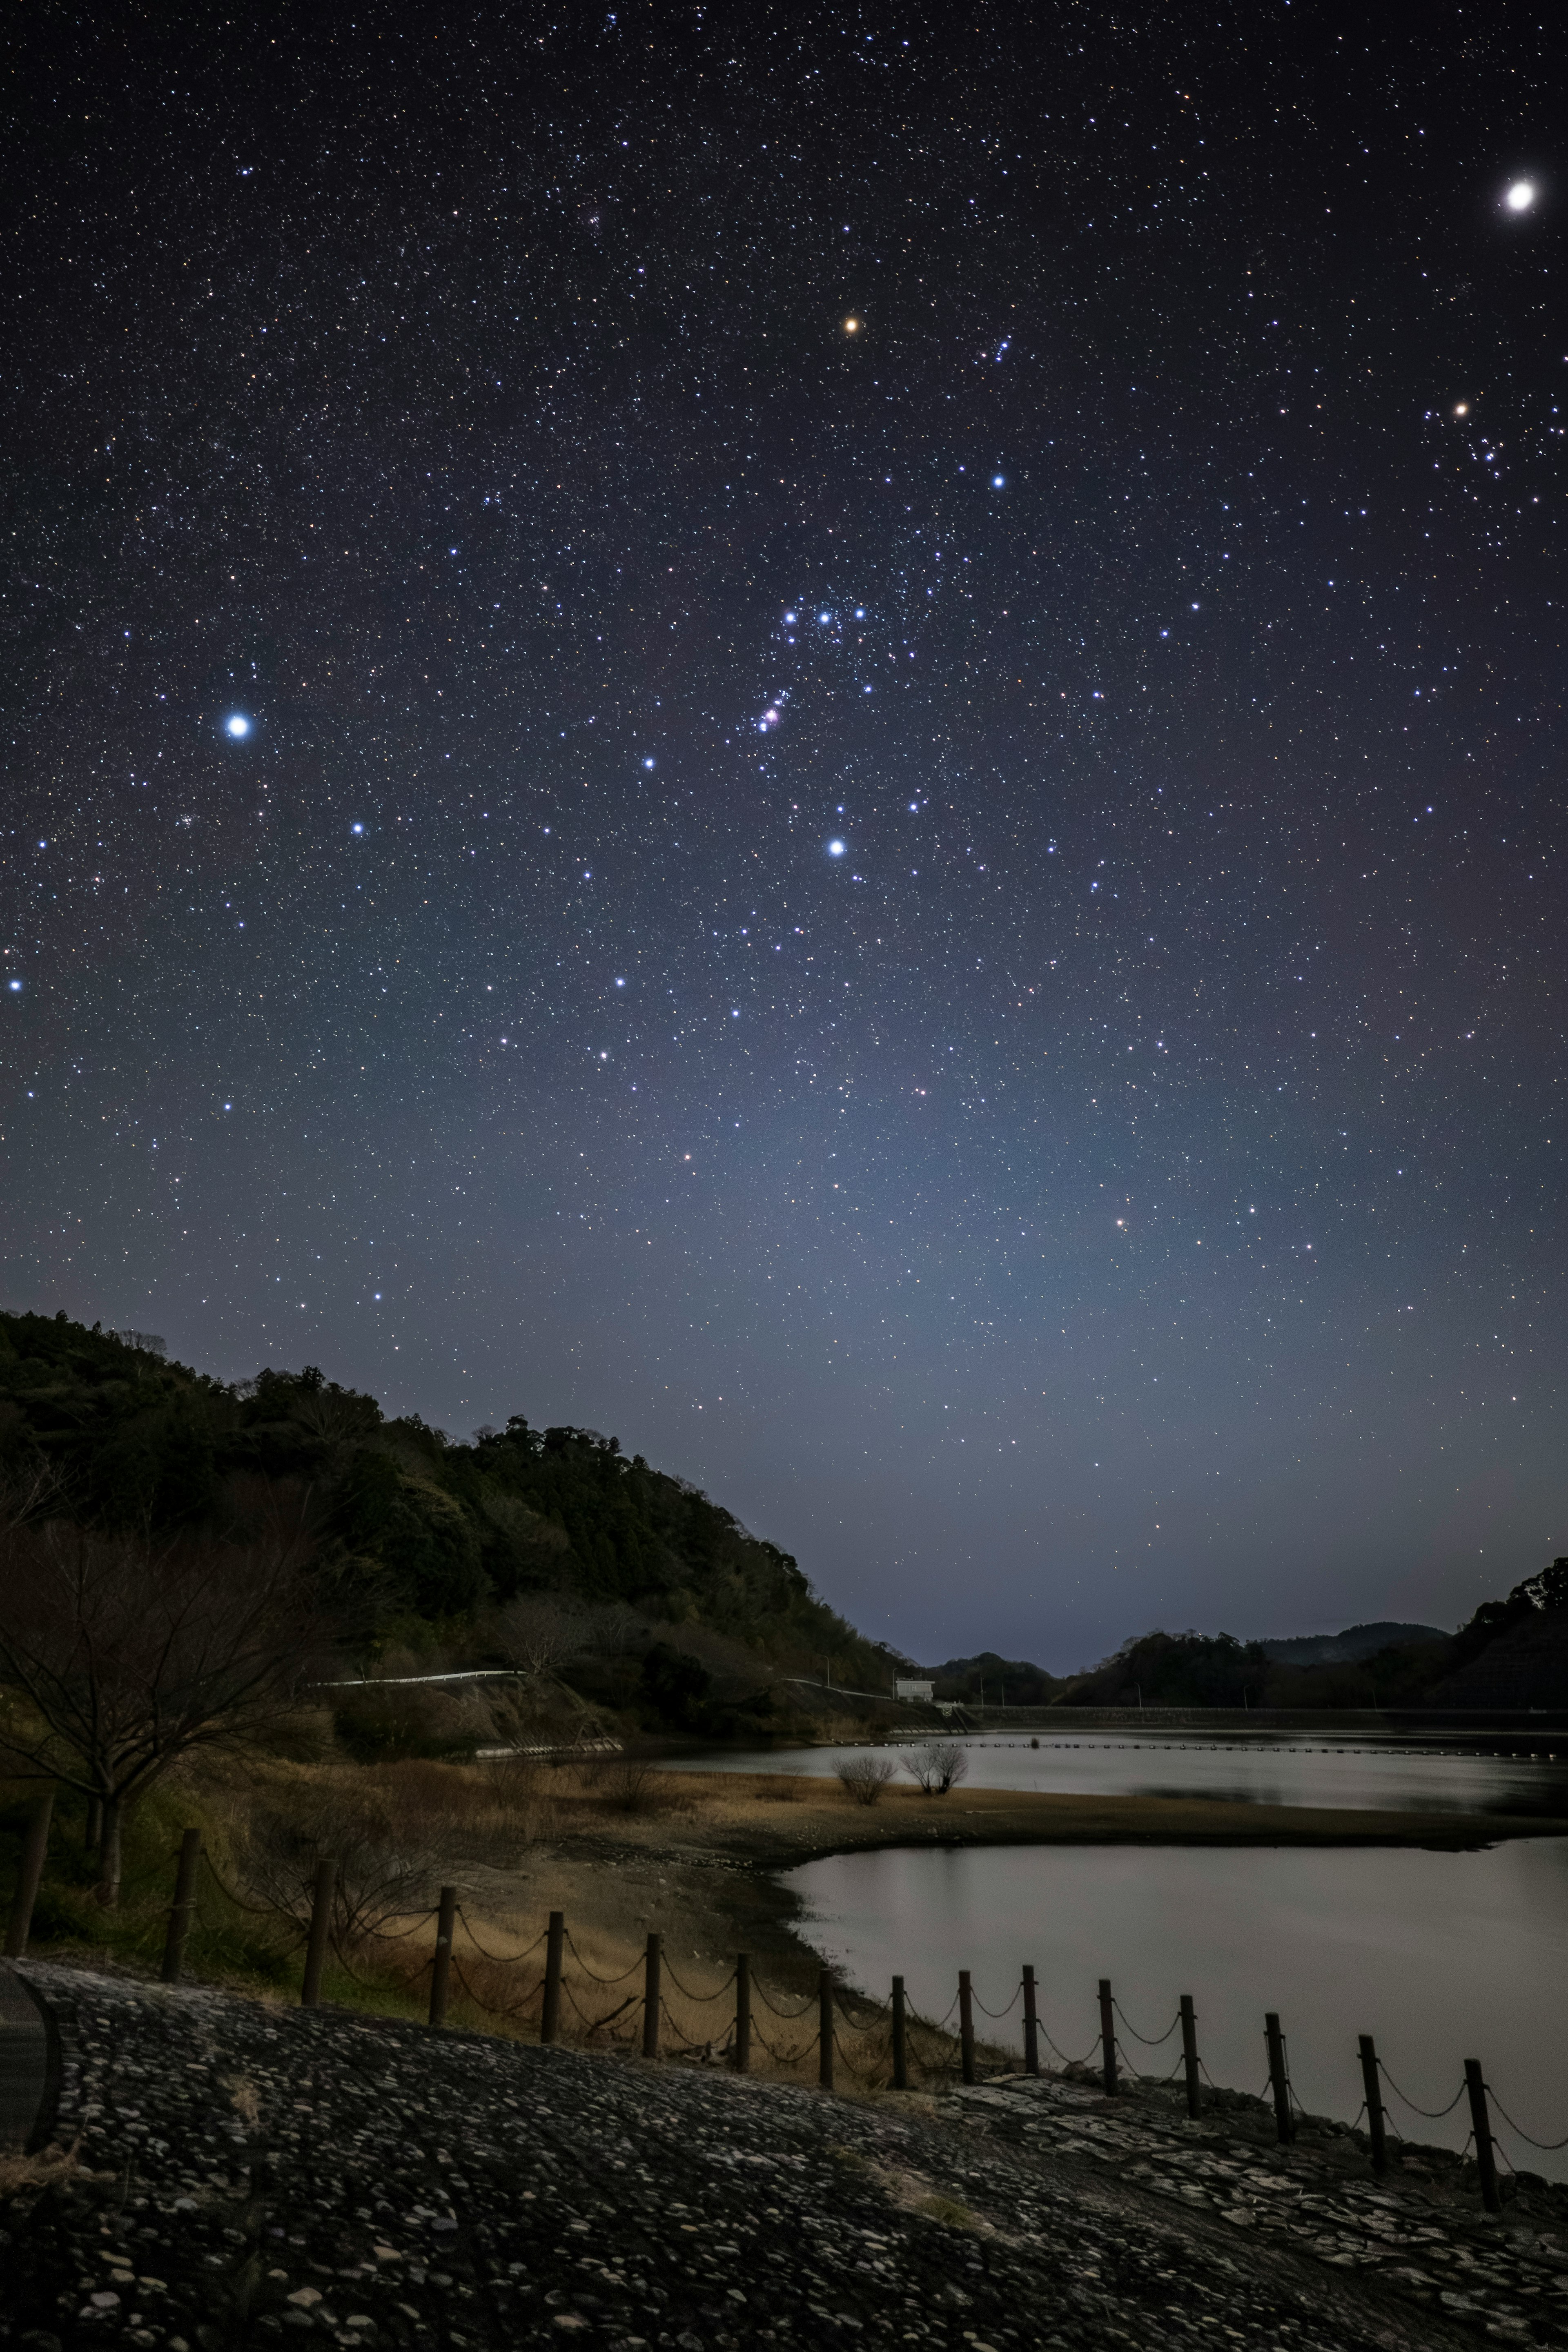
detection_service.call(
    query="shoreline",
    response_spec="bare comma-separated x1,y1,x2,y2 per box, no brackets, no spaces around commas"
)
609,1771,1568,1870
7,1954,1564,2351
492,1772,1568,1989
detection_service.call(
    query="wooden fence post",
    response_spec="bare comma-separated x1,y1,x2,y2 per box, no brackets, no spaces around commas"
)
1180,1994,1201,2120
818,1969,835,2091
891,1975,908,2091
428,1886,457,2028
301,1857,337,2008
1358,2035,1389,2176
1022,1964,1039,2078
159,1828,203,1984
1265,2012,1295,2144
641,1931,662,2060
1465,2059,1503,2215
540,1910,564,2046
4,1792,53,1960
958,1970,976,2085
733,1952,751,2074
1098,1978,1117,2097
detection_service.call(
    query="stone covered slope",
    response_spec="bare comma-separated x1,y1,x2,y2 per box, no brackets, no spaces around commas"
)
0,1962,1541,2352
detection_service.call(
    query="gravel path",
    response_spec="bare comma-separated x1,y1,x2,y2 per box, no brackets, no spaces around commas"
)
2,1960,1562,2352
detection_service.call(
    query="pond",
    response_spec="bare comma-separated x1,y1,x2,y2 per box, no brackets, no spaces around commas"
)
782,1838,1568,2182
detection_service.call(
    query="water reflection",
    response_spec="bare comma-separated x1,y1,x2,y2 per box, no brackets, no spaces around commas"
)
669,1734,1568,1818
784,1839,1568,2181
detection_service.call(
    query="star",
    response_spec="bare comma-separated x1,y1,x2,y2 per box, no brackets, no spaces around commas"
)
225,714,252,737
1505,180,1536,212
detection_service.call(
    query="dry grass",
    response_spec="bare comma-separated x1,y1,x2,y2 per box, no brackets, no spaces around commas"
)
354,1899,975,2092
0,2142,83,2199
127,1747,1538,2098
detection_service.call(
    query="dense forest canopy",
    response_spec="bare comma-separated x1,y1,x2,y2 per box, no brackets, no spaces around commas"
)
0,1311,900,1697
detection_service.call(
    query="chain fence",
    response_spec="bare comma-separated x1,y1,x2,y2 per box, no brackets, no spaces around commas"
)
43,1826,1568,2196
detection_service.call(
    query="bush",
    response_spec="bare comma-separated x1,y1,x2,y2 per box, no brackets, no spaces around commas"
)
906,1741,969,1796
603,1758,690,1815
835,1755,897,1806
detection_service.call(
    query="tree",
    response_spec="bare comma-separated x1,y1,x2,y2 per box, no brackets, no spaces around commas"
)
0,1479,329,1904
494,1594,589,1679
905,1741,969,1795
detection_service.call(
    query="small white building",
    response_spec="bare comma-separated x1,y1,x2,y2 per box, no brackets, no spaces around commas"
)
894,1677,934,1702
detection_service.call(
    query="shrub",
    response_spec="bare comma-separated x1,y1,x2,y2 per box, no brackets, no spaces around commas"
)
603,1758,689,1815
835,1755,897,1806
905,1740,969,1795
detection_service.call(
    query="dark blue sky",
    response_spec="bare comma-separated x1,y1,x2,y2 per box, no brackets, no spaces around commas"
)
3,0,1564,1668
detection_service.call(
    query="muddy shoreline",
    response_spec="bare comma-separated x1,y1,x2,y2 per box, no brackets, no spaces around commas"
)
486,1775,1568,1986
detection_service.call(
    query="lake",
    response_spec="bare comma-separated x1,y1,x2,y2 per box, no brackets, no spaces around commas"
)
784,1838,1568,2181
671,1730,1568,1817
668,1735,1568,2178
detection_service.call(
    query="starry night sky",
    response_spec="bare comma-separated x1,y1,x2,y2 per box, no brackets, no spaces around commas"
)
4,1,1565,1669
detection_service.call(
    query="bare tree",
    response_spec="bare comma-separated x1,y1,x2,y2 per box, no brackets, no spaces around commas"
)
0,1481,329,1904
493,1594,588,1678
236,1788,436,1953
835,1755,898,1806
905,1740,969,1796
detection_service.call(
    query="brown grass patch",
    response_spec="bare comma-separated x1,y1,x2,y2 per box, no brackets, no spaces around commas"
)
0,2141,82,2200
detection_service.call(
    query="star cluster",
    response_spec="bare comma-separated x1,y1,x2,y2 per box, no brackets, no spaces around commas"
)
2,2,1564,1663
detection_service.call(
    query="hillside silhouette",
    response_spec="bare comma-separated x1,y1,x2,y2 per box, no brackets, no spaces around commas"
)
0,1310,902,1727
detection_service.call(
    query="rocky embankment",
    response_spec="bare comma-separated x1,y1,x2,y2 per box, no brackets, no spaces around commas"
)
4,1960,1567,2352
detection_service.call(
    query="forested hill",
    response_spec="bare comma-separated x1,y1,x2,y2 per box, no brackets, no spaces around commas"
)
0,1310,895,1684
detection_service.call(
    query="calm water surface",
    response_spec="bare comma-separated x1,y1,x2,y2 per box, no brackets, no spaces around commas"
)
783,1840,1568,2181
675,1732,1568,1816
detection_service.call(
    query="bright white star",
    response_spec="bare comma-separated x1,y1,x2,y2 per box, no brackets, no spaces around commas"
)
225,715,251,738
1506,180,1536,213
827,839,846,857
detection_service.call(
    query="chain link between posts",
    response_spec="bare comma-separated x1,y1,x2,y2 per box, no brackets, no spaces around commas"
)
1483,2087,1568,2153
660,1957,737,2003
562,1930,644,1985
753,1981,819,2020
450,1954,544,2022
1114,1998,1181,2046
560,1980,637,2034
178,1853,1568,2161
1377,2061,1468,2120
972,1981,1023,2021
1044,2027,1105,2069
749,2018,812,2066
658,1996,727,2054
831,2029,889,2086
454,1907,550,1964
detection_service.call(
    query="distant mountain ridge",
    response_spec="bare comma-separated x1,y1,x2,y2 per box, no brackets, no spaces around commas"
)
1257,1620,1448,1667
924,1650,1060,1705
